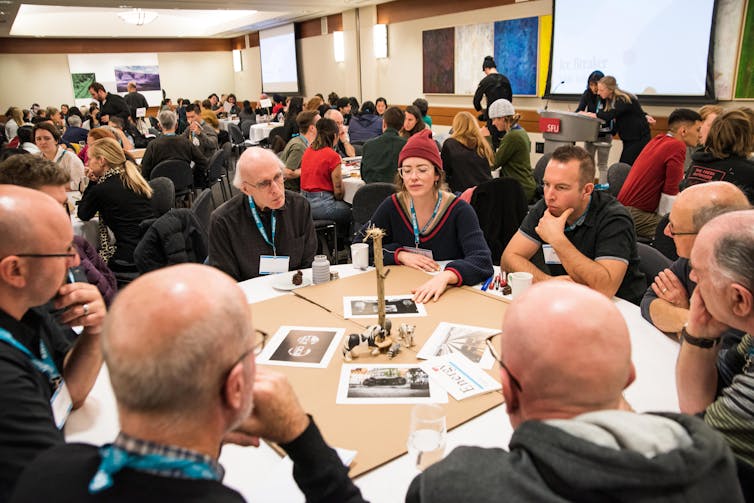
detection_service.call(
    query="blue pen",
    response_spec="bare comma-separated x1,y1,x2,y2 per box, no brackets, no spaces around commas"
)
481,276,493,291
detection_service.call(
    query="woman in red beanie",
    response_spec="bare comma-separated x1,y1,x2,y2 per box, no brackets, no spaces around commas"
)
364,129,493,302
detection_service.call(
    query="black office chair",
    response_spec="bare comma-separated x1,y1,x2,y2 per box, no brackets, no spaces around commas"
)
637,242,672,288
134,209,208,274
206,148,229,205
148,177,175,217
314,219,338,265
191,188,213,240
470,177,529,266
530,153,550,205
150,159,194,208
607,162,631,197
222,142,235,196
240,119,256,139
352,182,396,234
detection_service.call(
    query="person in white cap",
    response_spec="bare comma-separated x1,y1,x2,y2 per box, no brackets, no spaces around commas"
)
488,99,536,202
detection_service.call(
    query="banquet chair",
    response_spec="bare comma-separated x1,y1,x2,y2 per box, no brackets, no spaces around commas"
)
240,119,256,139
314,219,338,265
150,159,194,208
191,188,213,239
351,182,396,236
207,148,229,205
148,177,175,217
134,209,208,274
607,162,631,197
470,177,528,266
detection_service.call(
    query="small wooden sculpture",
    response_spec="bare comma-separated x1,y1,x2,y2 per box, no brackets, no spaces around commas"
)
365,226,391,332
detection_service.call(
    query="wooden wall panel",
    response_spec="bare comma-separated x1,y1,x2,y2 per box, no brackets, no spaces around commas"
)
249,32,260,48
377,0,516,24
0,37,232,54
230,36,245,51
327,14,343,33
298,18,322,39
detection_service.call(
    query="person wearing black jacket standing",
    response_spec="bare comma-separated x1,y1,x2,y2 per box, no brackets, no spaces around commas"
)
473,56,513,151
88,82,131,126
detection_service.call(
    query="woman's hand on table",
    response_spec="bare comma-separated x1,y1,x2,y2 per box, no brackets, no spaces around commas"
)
397,250,440,273
412,270,457,304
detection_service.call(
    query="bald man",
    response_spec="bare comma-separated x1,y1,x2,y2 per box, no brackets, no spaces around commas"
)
641,181,750,336
0,185,105,499
677,210,754,490
407,282,743,502
10,264,364,502
324,109,356,158
208,147,317,281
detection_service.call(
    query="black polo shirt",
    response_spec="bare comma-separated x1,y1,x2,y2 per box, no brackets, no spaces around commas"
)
518,190,645,304
0,306,72,500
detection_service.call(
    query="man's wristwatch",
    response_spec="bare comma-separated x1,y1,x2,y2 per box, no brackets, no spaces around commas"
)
681,325,721,349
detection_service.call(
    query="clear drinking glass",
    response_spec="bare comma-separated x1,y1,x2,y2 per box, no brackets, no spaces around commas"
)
407,404,446,471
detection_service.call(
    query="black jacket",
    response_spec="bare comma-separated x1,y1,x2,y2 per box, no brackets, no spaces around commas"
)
133,209,208,273
473,73,513,118
99,93,131,125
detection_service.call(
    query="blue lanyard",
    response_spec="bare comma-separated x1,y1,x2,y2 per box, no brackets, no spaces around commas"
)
248,196,276,255
0,327,62,389
89,444,221,494
409,193,442,248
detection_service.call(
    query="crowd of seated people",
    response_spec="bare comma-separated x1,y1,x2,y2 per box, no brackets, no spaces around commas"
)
3,81,754,503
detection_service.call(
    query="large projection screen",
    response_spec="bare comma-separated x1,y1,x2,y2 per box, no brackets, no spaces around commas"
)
259,24,300,94
548,0,716,103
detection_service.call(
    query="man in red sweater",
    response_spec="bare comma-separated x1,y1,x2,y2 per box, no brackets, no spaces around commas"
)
617,108,702,239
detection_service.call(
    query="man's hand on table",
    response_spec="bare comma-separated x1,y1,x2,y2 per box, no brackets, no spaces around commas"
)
651,269,689,308
226,367,310,447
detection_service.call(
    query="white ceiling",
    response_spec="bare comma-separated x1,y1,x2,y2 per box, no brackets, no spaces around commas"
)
0,0,389,38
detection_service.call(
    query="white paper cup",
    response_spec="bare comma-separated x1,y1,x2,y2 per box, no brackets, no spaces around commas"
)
507,272,533,299
351,243,369,269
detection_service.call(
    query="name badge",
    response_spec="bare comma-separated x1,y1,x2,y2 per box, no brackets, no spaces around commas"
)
543,244,562,265
51,382,72,429
403,247,434,260
259,255,290,275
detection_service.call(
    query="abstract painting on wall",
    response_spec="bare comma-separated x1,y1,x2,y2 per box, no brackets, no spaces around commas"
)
494,16,539,96
422,27,455,94
454,23,493,95
735,0,754,99
114,65,162,92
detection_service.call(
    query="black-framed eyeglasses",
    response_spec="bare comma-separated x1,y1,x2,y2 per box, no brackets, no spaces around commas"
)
11,252,77,259
666,221,698,237
485,334,522,392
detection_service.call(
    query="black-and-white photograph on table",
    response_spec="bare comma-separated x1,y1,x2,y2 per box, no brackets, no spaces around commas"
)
256,326,344,368
343,295,428,319
417,322,500,370
336,364,447,404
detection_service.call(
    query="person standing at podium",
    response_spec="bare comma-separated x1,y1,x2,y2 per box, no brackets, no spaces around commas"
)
581,76,652,166
576,70,613,181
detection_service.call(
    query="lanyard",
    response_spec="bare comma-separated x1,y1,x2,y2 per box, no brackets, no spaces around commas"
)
248,196,276,255
0,328,62,389
54,149,66,164
409,193,442,248
89,444,221,494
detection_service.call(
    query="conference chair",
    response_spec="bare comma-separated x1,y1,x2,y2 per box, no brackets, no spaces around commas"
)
470,177,528,266
240,119,256,139
150,159,194,208
191,188,213,240
148,177,175,217
351,182,396,236
222,142,235,196
134,208,208,274
314,219,338,265
228,123,247,159
607,162,631,197
530,153,551,205
637,242,672,289
207,148,229,205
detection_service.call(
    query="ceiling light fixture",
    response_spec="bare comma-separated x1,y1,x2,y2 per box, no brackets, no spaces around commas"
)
118,8,158,26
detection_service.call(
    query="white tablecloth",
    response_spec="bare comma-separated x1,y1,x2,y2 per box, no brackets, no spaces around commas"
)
341,162,365,205
248,122,283,143
219,118,240,132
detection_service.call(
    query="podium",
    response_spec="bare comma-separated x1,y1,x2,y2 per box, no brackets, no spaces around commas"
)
538,110,602,154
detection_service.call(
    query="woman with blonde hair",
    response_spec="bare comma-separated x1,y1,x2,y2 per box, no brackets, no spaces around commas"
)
78,137,155,268
442,111,493,193
587,76,652,165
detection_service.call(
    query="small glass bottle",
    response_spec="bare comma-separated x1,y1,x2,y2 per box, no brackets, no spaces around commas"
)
312,254,331,285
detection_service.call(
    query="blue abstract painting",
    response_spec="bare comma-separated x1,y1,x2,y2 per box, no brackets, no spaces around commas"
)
494,17,538,96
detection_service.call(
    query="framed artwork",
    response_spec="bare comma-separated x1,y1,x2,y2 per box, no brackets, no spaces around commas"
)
422,27,455,94
494,16,539,96
735,0,754,99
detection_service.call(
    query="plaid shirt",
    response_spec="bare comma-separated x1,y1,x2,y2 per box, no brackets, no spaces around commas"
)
113,432,225,481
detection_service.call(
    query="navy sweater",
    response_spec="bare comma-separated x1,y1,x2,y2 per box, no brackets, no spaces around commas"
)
367,193,493,285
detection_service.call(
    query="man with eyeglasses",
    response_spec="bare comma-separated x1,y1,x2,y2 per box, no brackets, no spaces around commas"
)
641,181,750,338
0,184,105,499
208,147,317,281
407,281,744,502
10,264,365,502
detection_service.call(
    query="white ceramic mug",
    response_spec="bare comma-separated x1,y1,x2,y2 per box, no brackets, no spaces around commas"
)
507,272,533,299
351,243,369,269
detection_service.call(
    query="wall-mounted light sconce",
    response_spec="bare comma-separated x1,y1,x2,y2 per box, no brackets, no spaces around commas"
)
333,31,345,62
232,49,243,72
373,24,388,59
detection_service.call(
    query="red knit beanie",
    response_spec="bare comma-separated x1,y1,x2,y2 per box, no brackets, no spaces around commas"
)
398,129,442,171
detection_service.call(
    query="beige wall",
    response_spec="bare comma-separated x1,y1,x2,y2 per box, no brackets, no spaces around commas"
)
0,51,236,111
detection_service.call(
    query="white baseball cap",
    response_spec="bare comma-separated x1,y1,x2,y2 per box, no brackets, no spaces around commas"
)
488,99,515,118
